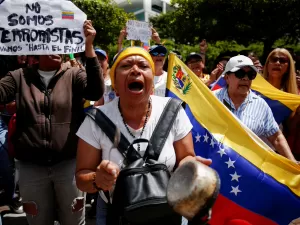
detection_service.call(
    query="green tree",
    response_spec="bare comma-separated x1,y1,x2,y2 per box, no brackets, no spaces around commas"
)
151,0,300,62
72,0,135,49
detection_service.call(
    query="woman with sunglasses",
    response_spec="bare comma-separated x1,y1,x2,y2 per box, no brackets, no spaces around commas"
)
214,55,296,162
263,48,298,94
148,45,168,97
264,49,300,162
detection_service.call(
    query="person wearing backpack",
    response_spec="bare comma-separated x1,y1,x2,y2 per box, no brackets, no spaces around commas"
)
0,20,104,225
75,47,212,225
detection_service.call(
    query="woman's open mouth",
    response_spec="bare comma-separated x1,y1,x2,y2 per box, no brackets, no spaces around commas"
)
128,81,144,94
272,67,281,71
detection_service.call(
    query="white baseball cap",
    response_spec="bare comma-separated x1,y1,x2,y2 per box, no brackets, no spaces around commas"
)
222,55,258,75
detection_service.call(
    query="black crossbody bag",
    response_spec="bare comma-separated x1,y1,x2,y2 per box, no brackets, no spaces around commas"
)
86,98,183,225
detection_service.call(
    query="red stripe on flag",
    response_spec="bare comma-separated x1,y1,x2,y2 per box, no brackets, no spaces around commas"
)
62,15,74,19
210,195,277,225
211,84,222,91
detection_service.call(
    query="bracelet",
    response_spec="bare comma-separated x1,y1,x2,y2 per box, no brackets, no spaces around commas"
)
92,173,102,191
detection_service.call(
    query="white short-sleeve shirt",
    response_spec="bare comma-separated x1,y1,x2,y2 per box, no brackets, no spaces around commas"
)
153,71,168,97
76,95,192,172
103,77,116,104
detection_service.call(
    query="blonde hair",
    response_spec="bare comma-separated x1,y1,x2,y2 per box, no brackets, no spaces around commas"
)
263,48,298,94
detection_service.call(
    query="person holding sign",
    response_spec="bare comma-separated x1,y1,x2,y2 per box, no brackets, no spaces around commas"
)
117,25,161,53
117,26,167,97
0,20,104,225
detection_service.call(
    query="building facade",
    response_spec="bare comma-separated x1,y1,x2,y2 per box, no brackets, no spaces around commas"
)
114,0,173,22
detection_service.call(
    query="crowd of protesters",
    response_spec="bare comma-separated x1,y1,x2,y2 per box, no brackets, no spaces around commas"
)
0,21,299,225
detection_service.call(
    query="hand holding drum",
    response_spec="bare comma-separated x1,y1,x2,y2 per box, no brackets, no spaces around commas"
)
167,159,220,225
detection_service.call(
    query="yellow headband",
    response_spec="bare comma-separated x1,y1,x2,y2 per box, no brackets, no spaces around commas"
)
109,47,155,89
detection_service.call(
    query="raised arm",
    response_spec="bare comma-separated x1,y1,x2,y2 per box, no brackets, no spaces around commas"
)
80,20,104,100
117,27,127,53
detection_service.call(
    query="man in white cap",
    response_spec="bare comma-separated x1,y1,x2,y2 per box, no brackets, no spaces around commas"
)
214,55,296,162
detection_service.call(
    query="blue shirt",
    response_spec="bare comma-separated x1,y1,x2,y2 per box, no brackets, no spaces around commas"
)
214,88,279,137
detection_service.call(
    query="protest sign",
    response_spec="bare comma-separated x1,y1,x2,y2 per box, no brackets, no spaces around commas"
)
126,20,151,43
0,0,87,55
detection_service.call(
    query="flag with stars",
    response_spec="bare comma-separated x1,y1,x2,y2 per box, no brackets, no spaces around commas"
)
211,74,300,124
166,53,300,225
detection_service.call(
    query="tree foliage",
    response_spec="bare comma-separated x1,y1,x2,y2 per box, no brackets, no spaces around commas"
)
151,0,300,60
72,0,135,49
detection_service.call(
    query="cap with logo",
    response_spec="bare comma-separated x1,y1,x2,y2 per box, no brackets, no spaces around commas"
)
95,48,108,60
149,45,167,56
222,55,258,76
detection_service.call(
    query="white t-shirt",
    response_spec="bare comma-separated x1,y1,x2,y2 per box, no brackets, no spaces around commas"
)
38,70,56,88
103,77,116,104
77,95,192,172
77,95,192,204
153,71,168,97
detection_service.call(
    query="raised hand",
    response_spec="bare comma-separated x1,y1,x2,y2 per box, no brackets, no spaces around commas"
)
151,27,161,44
84,20,96,49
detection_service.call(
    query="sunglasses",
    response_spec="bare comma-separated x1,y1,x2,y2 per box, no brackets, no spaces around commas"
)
233,69,257,80
269,56,289,64
151,52,166,57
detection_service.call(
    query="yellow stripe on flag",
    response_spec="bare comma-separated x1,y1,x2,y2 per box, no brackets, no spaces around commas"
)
252,74,300,112
167,53,300,196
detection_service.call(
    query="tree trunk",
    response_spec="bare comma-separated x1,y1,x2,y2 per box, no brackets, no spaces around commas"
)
262,39,276,65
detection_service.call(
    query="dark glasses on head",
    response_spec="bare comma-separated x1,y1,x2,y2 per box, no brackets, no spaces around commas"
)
151,52,166,57
269,56,289,64
233,69,257,80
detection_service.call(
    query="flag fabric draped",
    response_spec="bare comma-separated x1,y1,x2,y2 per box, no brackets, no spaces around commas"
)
166,53,300,225
84,100,94,112
211,74,300,124
130,40,150,51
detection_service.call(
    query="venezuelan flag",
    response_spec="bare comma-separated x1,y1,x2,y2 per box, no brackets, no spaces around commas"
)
166,53,300,225
130,40,150,51
142,41,150,51
211,74,300,124
83,100,94,112
62,11,74,20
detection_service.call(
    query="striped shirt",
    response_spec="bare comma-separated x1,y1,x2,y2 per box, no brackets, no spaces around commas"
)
214,88,279,137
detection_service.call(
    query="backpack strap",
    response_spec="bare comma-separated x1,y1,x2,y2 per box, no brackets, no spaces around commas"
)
86,108,130,158
148,98,183,160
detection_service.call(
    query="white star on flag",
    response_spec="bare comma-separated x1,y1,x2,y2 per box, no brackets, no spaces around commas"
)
230,185,242,196
195,133,201,142
217,148,226,157
230,172,241,182
203,133,209,143
210,138,216,148
225,158,235,168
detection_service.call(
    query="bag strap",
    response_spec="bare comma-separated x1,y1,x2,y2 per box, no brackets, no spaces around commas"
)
148,98,183,160
86,108,145,164
86,97,183,161
86,108,130,158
